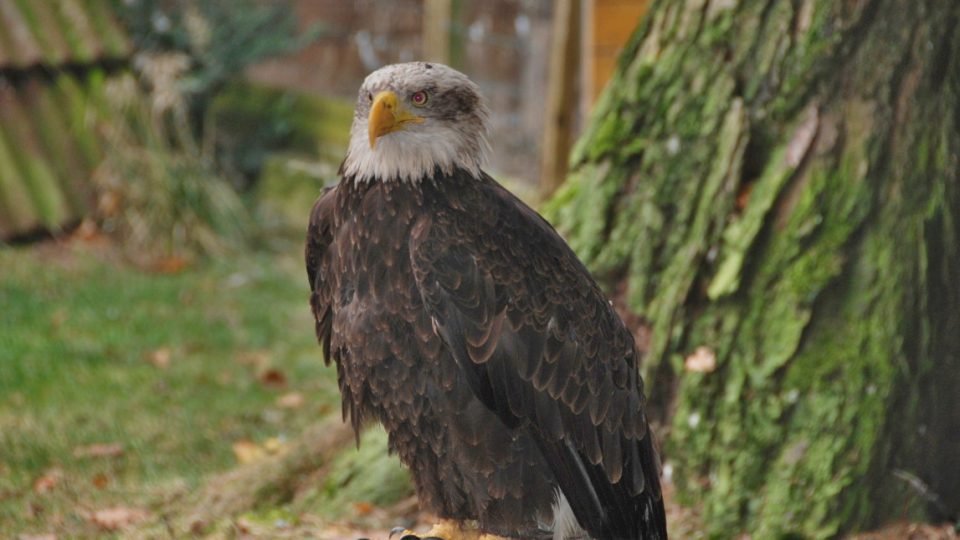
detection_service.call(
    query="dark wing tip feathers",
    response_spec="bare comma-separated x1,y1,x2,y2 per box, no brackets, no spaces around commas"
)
412,173,667,539
306,188,338,365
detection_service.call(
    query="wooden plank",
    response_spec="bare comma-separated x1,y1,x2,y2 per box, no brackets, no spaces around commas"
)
0,0,43,67
539,0,581,194
0,82,73,229
80,0,132,58
52,72,103,170
24,76,92,215
422,0,452,64
0,84,42,236
587,0,650,103
52,0,101,63
11,0,69,65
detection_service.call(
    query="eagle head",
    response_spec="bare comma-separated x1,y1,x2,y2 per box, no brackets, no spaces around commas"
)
341,62,490,183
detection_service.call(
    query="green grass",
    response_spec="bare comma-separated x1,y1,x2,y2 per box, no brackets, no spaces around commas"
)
0,241,339,536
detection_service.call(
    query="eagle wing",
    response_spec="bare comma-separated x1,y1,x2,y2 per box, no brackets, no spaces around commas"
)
410,175,666,539
306,187,337,364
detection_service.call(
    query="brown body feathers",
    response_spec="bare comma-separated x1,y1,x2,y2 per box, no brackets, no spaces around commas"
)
306,169,666,539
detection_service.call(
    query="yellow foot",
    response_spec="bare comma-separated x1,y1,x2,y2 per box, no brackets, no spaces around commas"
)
389,519,510,540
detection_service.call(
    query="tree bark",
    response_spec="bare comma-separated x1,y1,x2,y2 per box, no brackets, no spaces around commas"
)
544,0,960,537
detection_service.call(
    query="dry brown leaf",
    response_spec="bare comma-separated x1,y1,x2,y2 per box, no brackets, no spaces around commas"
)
234,517,253,534
736,182,753,211
352,501,374,515
276,392,305,409
148,348,172,369
151,256,190,274
92,473,110,489
232,440,266,464
33,468,63,494
684,346,717,373
73,443,124,459
74,218,102,242
89,507,150,531
259,368,287,388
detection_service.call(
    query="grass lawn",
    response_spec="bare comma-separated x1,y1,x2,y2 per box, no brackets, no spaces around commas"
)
0,239,342,537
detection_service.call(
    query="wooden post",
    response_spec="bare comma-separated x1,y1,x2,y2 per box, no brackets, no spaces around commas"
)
422,0,452,65
539,0,581,195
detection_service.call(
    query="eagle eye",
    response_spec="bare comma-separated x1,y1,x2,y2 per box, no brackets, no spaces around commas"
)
411,91,429,107
366,92,373,103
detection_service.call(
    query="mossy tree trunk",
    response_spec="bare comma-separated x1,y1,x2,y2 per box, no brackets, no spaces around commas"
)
544,0,960,537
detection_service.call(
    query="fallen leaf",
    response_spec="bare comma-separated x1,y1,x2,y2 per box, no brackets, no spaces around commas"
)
353,501,374,515
33,469,63,493
148,348,172,369
92,473,110,489
736,182,753,211
234,517,253,534
74,218,102,241
684,346,717,373
73,443,124,459
276,392,305,409
151,256,190,274
232,440,266,464
263,437,285,454
89,507,150,531
259,368,287,388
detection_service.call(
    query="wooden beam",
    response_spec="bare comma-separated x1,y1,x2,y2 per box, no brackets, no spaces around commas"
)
539,0,581,195
422,0,452,65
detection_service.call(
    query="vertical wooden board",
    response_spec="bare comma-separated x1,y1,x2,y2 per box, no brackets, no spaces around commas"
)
0,84,72,228
588,0,650,102
0,0,43,67
51,0,101,63
11,0,69,65
540,0,582,193
0,120,40,236
422,0,452,64
23,76,92,215
0,23,10,66
80,0,132,58
51,72,103,170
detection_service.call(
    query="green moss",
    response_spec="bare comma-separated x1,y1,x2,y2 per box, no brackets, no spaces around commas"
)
301,427,412,519
549,0,960,537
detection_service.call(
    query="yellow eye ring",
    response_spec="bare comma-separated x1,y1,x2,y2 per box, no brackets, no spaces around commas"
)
411,91,429,107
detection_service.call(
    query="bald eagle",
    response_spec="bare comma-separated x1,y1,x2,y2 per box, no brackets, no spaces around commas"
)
306,62,667,540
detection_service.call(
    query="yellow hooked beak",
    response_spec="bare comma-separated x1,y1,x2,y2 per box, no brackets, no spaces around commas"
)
368,91,424,148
